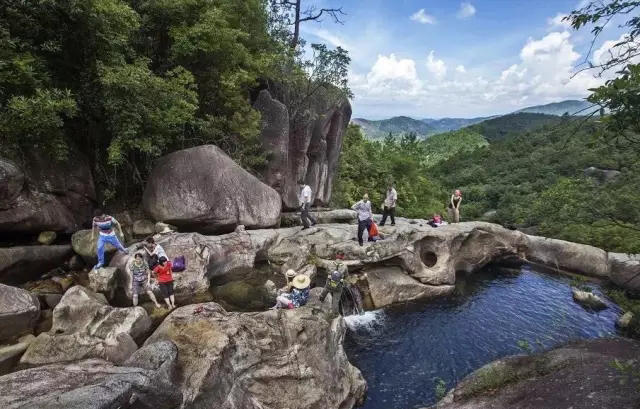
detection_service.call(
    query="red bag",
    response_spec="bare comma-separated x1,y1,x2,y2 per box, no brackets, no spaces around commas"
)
369,222,379,237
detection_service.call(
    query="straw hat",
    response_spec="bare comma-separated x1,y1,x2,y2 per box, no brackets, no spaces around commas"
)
291,274,311,289
285,269,297,279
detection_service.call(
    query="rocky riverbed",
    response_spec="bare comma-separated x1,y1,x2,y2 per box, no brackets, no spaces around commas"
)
1,214,639,408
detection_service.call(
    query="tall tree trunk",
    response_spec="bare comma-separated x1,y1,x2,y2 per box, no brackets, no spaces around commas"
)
291,0,301,48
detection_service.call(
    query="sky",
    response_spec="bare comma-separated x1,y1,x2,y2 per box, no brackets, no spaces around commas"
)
300,0,631,119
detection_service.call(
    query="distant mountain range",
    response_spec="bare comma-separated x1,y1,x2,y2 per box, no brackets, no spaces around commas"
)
352,99,595,140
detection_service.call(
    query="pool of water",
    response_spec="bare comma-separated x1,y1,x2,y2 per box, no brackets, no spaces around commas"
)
344,265,622,409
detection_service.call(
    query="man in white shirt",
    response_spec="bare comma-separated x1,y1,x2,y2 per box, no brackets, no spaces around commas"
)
352,193,373,246
380,183,397,226
299,182,317,230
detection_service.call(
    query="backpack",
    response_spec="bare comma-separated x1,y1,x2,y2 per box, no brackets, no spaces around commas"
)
172,255,186,272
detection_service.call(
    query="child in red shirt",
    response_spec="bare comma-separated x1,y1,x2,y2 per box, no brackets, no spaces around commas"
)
153,257,176,309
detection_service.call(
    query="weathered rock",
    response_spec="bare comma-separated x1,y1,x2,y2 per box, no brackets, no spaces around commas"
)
584,166,621,183
110,229,280,301
71,229,125,265
143,145,282,234
608,252,640,292
571,288,608,310
144,302,366,409
617,311,634,328
281,208,358,226
22,279,64,309
0,245,73,284
66,254,85,271
524,235,609,278
0,284,40,343
20,286,150,366
365,266,454,309
254,89,352,209
88,267,118,299
0,334,35,375
132,219,155,237
155,222,176,234
0,342,182,409
37,231,57,245
428,338,640,409
0,152,95,235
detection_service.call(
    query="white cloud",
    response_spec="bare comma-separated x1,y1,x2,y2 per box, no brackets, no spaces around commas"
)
593,33,640,67
457,2,476,19
351,54,422,98
411,9,436,25
426,51,447,79
547,13,571,29
303,28,349,49
456,65,466,73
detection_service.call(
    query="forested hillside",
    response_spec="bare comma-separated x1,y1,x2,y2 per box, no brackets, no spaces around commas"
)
468,113,563,141
1,0,350,205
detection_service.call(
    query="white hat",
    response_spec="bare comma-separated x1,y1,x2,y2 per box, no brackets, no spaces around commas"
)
292,274,311,289
285,269,297,278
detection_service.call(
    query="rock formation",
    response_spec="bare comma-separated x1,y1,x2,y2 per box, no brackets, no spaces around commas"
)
0,341,182,409
0,152,95,235
0,245,73,285
20,286,150,366
0,284,40,343
142,145,282,234
428,338,640,409
144,302,366,409
254,89,352,209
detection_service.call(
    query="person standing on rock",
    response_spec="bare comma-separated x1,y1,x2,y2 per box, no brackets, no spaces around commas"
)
128,253,162,308
448,190,462,223
352,194,373,246
91,209,128,270
299,181,317,230
319,270,345,315
380,183,397,226
153,256,176,309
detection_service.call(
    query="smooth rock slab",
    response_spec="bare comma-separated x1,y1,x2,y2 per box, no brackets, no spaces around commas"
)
0,342,182,409
0,245,73,285
0,284,40,343
20,286,150,366
88,267,118,299
144,302,366,409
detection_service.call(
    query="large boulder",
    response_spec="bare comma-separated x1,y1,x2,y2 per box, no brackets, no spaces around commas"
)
0,341,182,409
0,284,40,343
254,89,351,209
0,334,35,376
71,229,125,265
0,152,95,235
608,252,640,292
524,235,610,278
20,286,150,366
143,145,282,234
144,302,366,409
281,208,357,226
428,338,640,409
0,245,73,284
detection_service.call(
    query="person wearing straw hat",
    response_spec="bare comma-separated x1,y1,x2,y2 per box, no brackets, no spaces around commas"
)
273,270,310,309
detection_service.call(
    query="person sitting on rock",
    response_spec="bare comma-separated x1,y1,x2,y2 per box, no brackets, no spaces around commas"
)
273,273,311,309
428,213,447,228
319,270,345,315
153,256,176,309
143,237,167,269
91,209,128,270
299,181,317,230
352,194,373,246
128,252,162,308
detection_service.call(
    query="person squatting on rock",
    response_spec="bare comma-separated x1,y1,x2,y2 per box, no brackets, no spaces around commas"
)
320,270,345,315
153,256,176,309
128,252,162,308
352,194,373,246
448,189,462,223
380,183,397,226
299,182,317,230
92,209,128,269
273,271,311,309
142,237,167,269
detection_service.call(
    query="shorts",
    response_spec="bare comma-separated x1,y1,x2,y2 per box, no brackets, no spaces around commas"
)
132,280,149,295
159,281,174,298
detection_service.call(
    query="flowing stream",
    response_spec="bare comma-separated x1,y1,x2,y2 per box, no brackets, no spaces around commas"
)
344,265,621,409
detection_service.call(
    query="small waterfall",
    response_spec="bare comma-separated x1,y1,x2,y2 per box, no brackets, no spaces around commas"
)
341,284,365,316
344,310,384,332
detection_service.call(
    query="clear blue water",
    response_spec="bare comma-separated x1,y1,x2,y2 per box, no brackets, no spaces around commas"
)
344,265,622,409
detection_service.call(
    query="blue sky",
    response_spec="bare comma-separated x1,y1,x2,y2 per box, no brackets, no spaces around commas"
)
300,1,629,119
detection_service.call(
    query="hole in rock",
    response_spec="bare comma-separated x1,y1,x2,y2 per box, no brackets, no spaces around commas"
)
421,251,438,267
